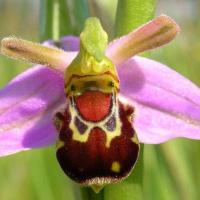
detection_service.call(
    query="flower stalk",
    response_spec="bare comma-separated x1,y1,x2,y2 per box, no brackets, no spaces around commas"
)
112,0,157,199
72,0,90,35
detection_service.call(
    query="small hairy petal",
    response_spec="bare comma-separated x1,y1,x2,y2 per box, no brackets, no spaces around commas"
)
118,56,200,144
0,65,65,156
1,37,77,73
107,15,180,65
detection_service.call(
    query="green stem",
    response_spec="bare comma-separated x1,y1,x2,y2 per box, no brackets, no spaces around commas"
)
81,187,104,200
39,0,72,41
72,0,90,35
88,188,104,200
39,0,90,40
112,1,157,199
115,0,157,37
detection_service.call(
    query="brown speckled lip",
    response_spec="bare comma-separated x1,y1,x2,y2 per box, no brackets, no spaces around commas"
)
56,94,139,185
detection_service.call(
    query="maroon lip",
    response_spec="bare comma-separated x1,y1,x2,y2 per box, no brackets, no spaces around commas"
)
56,99,139,185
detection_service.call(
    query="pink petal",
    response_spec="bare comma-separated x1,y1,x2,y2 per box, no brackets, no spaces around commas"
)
43,36,80,52
60,36,80,51
0,65,65,156
118,56,200,144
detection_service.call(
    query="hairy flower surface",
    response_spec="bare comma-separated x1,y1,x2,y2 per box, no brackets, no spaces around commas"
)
0,15,200,191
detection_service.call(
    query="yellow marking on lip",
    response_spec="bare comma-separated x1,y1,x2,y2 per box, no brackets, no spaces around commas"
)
111,161,121,173
105,116,121,148
56,140,65,149
65,73,119,97
131,134,139,144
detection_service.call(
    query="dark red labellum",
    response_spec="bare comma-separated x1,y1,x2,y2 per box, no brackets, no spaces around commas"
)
55,91,139,186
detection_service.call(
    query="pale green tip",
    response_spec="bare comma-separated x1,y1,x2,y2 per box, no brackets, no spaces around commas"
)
80,17,108,62
91,185,104,193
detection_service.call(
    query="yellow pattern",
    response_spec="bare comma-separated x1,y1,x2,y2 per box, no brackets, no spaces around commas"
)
69,94,122,148
131,134,139,144
111,161,121,173
65,54,119,96
56,139,65,149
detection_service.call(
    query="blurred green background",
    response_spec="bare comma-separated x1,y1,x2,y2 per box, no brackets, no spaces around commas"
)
0,0,200,200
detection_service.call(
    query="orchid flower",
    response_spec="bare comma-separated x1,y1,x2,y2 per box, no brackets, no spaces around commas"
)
0,15,200,192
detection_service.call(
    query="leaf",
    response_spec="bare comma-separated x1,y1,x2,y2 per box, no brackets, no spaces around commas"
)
40,0,72,41
72,0,90,35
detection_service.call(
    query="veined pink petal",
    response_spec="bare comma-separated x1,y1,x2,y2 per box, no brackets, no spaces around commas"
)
0,36,80,156
0,65,65,156
118,56,200,144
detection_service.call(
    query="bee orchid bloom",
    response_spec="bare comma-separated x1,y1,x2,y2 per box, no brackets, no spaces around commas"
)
1,15,200,192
